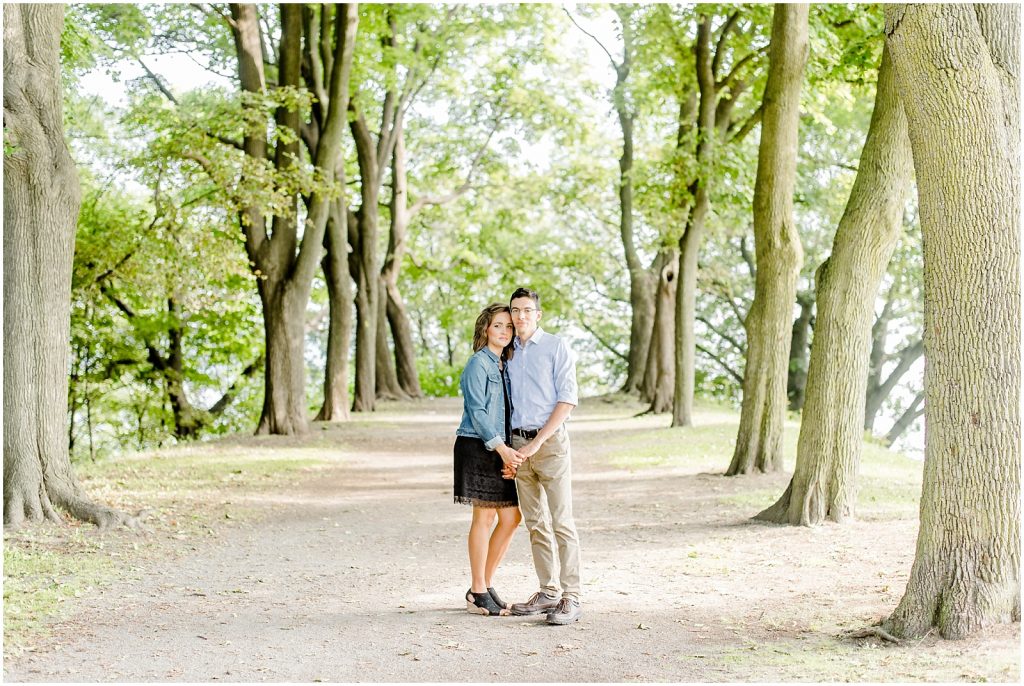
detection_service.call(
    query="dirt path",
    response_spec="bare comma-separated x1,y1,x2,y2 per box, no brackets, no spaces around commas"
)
4,399,1019,682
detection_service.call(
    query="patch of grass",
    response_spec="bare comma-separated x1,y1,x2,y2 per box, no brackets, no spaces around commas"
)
602,405,923,515
606,423,739,470
718,489,781,510
3,442,335,658
3,532,118,653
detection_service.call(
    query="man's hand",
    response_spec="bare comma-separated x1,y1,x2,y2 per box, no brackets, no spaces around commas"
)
496,443,525,468
517,440,541,459
501,464,518,480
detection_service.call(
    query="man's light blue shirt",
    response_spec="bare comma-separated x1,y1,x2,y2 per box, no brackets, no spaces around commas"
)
507,328,578,431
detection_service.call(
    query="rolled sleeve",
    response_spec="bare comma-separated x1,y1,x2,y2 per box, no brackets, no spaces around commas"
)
552,340,579,406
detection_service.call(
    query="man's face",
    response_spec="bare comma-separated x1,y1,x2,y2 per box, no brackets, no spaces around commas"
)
510,296,541,340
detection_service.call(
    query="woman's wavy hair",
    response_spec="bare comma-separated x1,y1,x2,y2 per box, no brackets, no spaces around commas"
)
472,303,515,360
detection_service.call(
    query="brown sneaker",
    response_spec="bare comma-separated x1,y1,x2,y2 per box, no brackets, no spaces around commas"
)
545,597,582,625
510,591,559,616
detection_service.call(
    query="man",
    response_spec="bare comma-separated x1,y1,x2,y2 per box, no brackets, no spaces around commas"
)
504,287,582,625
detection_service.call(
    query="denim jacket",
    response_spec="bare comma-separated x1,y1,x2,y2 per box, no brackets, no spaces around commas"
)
456,347,510,450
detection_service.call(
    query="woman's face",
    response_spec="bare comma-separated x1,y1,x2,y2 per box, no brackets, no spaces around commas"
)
487,311,514,349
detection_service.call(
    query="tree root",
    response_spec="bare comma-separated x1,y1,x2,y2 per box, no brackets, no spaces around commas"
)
841,626,902,644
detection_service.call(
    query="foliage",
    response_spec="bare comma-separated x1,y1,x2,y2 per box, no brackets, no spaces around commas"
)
57,3,924,455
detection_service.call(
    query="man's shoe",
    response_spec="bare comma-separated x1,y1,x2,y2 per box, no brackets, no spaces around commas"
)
510,591,559,616
545,597,582,625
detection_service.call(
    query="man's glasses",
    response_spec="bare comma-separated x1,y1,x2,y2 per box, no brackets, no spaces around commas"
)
510,307,538,316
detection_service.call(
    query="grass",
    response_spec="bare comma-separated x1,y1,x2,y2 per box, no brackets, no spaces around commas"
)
2,440,336,658
600,401,924,516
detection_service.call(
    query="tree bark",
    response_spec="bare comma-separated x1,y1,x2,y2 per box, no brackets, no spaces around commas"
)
726,4,808,475
383,128,422,398
670,15,716,426
315,196,353,422
883,3,1020,639
756,44,912,523
308,5,358,423
3,4,133,528
640,250,678,412
786,291,814,411
374,288,407,400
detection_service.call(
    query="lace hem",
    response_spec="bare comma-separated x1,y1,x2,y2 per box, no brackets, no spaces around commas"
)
454,496,519,509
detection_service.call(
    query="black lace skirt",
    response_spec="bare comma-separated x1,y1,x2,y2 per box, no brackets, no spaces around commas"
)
453,436,519,508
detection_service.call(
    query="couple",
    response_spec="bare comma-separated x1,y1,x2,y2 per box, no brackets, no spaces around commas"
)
453,287,581,625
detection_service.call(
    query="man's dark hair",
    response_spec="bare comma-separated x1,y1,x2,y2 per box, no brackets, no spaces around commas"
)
509,287,541,309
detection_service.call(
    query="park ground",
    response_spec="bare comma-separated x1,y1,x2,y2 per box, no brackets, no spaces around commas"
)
2,396,1020,682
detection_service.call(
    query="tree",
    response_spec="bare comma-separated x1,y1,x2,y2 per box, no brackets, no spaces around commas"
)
568,6,655,396
223,3,357,434
882,2,1020,639
756,44,912,524
4,4,131,527
72,177,264,444
726,4,808,475
667,5,769,425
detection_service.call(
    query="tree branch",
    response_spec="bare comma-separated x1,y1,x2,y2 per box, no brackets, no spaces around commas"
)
577,317,628,362
191,3,237,31
137,57,178,104
716,45,767,91
207,355,264,416
728,103,763,143
564,8,619,70
696,342,744,385
712,11,741,79
696,315,746,354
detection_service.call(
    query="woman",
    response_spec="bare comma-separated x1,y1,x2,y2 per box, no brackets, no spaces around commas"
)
454,303,524,616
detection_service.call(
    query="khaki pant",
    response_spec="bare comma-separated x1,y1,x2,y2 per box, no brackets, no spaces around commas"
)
513,425,581,600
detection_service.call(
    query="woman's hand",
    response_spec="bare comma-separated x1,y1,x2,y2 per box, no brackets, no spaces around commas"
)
496,443,524,467
501,464,518,480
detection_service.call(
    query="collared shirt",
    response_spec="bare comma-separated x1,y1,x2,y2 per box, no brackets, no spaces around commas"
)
507,328,578,431
456,347,511,450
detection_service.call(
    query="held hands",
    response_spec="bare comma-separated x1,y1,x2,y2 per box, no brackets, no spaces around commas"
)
496,443,525,468
497,443,525,480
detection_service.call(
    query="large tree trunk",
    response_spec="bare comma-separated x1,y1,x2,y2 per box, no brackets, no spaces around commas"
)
640,250,677,412
756,45,913,524
3,4,132,528
255,278,310,434
374,288,407,400
726,4,808,475
228,4,356,434
164,296,203,438
786,291,814,411
383,128,422,398
882,3,1020,640
315,197,353,422
350,202,379,413
670,15,715,427
610,6,653,396
671,197,705,425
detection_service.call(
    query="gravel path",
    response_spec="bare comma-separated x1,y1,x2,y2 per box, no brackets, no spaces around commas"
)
4,399,1019,682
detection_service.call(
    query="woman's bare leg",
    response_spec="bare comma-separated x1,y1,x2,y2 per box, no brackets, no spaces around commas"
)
469,506,497,592
484,506,522,586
